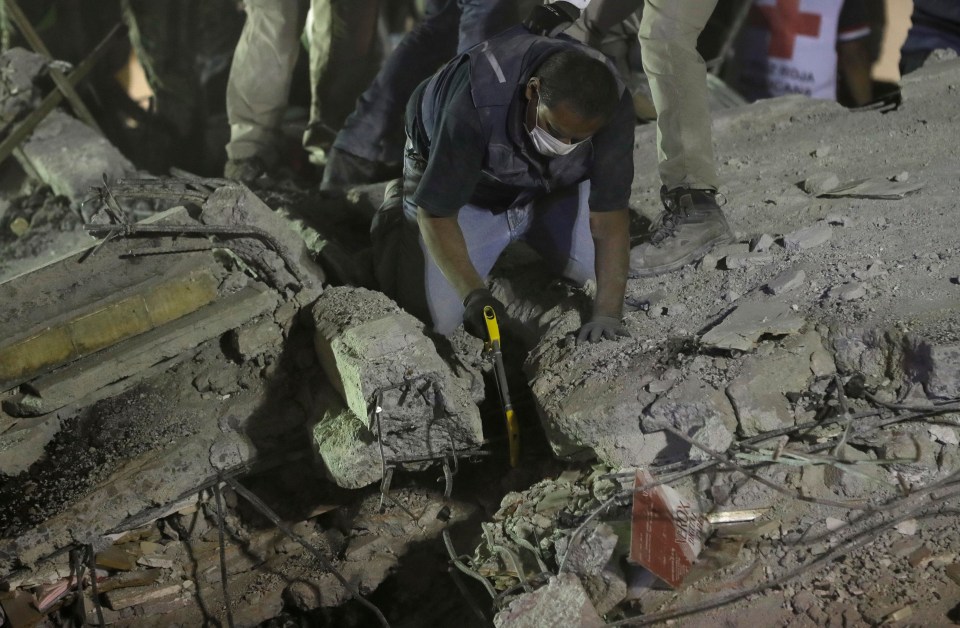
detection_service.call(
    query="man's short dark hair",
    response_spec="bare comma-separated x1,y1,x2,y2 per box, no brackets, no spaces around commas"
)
535,49,620,123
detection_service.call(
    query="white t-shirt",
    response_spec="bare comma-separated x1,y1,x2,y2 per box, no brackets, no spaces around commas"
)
735,0,870,101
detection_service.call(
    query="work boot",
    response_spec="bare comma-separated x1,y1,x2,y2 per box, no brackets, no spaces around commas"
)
320,146,389,192
223,156,266,185
630,186,733,277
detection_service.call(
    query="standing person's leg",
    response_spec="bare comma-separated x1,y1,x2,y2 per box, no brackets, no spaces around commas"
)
630,0,732,277
304,0,333,147
637,0,718,190
321,0,460,191
225,0,305,177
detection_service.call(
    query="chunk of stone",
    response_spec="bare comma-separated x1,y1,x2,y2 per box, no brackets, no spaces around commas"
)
724,252,774,269
801,172,840,195
312,287,483,466
700,302,805,352
494,573,603,628
782,223,833,251
17,110,135,203
311,394,382,489
765,268,806,295
853,261,885,280
924,344,960,399
560,523,618,576
830,282,866,301
750,233,776,252
229,318,282,360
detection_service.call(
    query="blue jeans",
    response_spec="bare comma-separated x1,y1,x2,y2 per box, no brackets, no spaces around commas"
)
332,0,518,164
381,148,594,336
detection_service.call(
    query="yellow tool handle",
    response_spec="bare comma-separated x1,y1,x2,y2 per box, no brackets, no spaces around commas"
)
483,305,501,343
482,304,520,467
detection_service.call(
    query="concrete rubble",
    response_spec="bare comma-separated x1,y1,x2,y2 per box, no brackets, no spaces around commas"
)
2,36,960,628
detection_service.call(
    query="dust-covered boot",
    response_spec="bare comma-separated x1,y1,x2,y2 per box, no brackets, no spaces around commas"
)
223,156,266,185
320,146,384,192
630,186,734,277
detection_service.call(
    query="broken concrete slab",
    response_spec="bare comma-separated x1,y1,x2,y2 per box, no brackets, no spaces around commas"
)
493,573,603,628
312,287,483,468
700,302,806,352
16,110,136,203
526,315,669,467
727,332,830,437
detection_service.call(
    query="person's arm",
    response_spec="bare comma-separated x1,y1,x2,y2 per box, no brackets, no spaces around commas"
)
589,208,630,319
837,38,873,106
417,208,484,300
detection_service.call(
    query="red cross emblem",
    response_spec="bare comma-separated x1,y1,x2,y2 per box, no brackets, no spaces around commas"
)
750,0,822,59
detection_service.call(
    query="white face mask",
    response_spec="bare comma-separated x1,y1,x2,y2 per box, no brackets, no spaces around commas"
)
528,124,585,157
526,90,588,158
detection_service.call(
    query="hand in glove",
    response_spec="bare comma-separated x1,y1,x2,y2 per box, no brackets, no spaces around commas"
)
576,315,630,345
462,288,508,340
522,1,582,37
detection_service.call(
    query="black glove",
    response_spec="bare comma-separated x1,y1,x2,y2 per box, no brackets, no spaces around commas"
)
576,315,630,345
462,288,508,340
523,1,582,37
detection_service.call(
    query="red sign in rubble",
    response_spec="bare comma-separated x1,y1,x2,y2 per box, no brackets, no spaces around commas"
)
628,470,707,589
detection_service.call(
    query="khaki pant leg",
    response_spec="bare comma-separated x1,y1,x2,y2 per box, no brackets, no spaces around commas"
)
305,0,333,127
225,0,305,163
638,0,719,190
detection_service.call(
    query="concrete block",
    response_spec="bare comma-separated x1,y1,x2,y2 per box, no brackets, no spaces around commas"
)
17,110,135,203
312,287,483,466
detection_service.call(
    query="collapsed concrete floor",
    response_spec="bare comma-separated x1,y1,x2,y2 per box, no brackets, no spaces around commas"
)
1,48,960,627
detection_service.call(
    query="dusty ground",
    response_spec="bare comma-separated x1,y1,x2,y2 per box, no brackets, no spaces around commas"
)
1,52,959,628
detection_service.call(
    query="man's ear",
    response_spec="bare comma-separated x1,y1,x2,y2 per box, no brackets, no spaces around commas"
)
525,77,539,100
